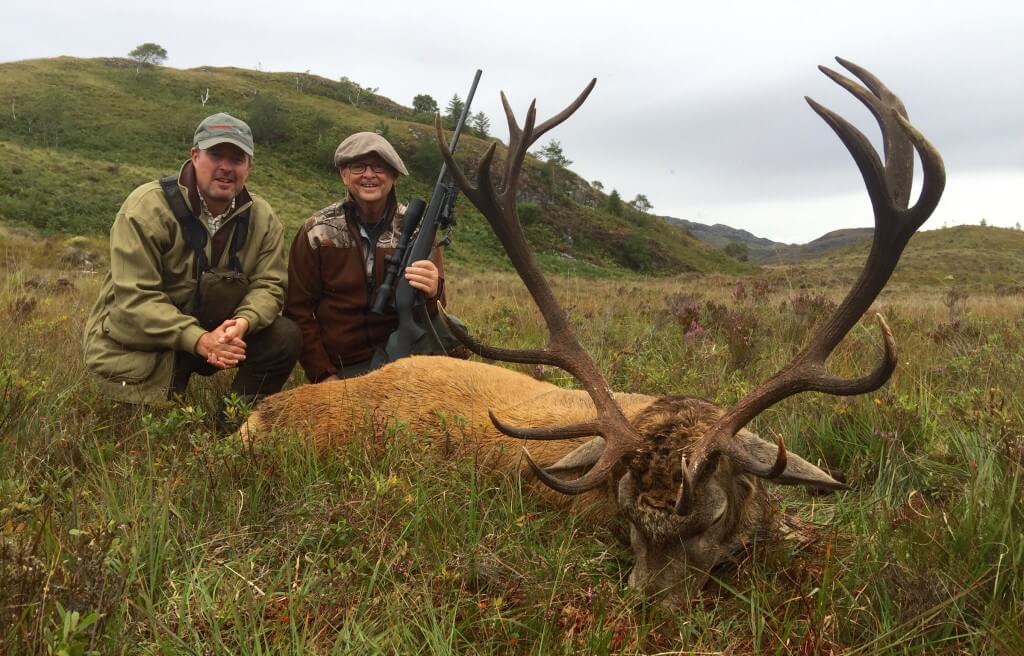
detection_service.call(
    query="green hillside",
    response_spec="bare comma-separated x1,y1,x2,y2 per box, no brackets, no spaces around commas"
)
762,225,1024,292
0,56,746,276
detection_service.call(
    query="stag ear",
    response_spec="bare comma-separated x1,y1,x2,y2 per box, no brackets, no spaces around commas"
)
544,437,606,473
733,431,848,491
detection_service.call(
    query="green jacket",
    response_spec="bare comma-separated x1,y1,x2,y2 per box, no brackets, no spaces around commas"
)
83,161,288,403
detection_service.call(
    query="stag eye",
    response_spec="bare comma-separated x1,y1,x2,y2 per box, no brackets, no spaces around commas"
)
711,506,727,526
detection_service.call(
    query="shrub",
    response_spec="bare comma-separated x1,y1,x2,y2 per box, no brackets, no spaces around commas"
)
666,292,703,329
723,242,749,261
407,136,443,181
247,95,289,145
732,280,748,304
789,292,838,324
619,234,651,272
943,286,969,326
518,202,541,227
724,307,759,368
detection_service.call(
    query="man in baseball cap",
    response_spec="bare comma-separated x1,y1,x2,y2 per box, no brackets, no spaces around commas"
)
194,112,255,157
190,113,256,218
84,111,299,424
285,131,449,381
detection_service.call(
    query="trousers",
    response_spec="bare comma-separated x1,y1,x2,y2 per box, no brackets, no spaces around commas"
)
170,316,301,399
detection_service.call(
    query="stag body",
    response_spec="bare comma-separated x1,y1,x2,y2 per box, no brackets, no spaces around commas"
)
244,355,774,589
245,58,944,593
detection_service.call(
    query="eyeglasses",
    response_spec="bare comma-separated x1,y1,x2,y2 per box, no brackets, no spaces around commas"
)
346,161,390,174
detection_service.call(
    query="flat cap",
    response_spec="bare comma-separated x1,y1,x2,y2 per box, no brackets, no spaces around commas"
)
334,132,408,176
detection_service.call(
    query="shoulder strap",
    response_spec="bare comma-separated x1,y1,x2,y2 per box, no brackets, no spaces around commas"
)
227,207,250,273
159,174,209,276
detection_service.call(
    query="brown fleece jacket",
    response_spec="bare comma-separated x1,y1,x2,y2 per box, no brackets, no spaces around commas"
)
284,196,445,382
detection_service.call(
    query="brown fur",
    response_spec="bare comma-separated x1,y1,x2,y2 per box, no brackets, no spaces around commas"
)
246,356,656,504
243,355,775,591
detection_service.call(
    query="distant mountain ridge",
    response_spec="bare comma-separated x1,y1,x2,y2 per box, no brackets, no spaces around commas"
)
662,216,874,264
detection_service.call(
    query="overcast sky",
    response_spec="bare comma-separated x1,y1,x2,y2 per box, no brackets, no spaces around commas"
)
2,1,1022,243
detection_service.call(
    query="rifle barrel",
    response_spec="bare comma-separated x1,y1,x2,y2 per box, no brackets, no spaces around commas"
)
432,69,482,191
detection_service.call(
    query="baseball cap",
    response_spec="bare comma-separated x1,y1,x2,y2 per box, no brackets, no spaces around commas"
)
194,113,255,158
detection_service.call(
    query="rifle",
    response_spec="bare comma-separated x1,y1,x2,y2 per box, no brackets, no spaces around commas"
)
369,69,482,370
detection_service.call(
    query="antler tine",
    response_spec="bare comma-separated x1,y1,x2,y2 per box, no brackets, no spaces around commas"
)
500,99,538,201
530,79,597,147
496,80,596,198
680,60,945,495
893,111,946,219
488,410,601,440
436,79,645,494
434,116,491,214
823,58,912,206
673,453,695,514
499,90,523,187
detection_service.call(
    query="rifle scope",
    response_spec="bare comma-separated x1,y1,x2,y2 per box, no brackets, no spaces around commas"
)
370,197,426,315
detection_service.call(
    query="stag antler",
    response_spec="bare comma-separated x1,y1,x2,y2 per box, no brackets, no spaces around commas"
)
675,57,945,512
438,59,944,505
435,79,646,494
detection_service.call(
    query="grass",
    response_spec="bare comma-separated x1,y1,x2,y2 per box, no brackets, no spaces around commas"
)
786,224,1024,292
2,224,1023,654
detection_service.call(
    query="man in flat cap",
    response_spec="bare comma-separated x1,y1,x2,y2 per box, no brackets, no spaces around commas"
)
285,132,446,382
84,112,301,421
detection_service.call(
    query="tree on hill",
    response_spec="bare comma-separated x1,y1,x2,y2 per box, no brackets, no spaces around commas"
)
412,94,438,113
535,140,571,168
592,180,604,191
128,42,167,77
444,94,464,128
471,111,490,138
629,194,652,213
607,189,624,216
340,77,378,107
534,140,572,194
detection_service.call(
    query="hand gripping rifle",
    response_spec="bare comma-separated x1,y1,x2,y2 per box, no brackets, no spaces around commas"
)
369,69,482,369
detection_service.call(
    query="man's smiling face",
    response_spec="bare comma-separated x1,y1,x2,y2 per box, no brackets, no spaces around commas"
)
339,154,396,216
191,143,251,212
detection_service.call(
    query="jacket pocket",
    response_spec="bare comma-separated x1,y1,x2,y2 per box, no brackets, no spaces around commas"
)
197,268,249,330
84,316,161,384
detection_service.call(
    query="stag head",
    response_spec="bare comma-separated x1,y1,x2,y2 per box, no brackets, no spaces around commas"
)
437,58,944,591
